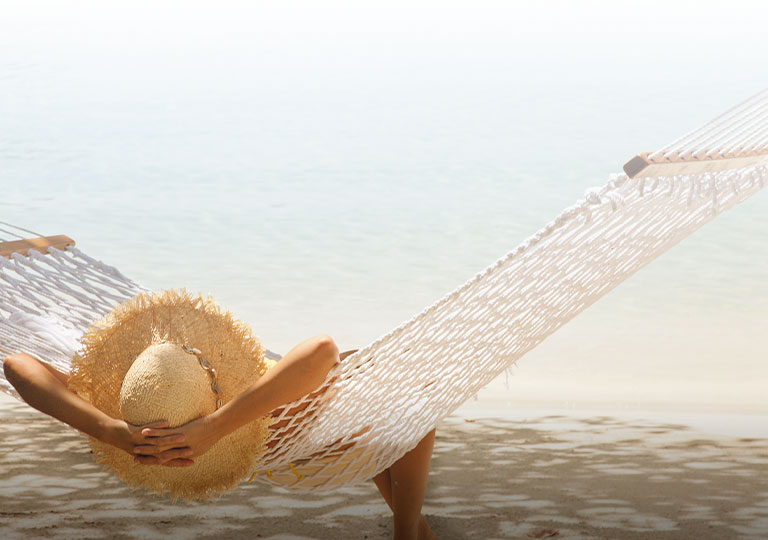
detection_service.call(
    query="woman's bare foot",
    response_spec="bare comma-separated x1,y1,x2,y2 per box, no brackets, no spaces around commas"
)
394,516,436,540
418,515,438,540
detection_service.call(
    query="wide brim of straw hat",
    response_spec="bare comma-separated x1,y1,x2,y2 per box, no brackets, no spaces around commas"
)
68,289,272,501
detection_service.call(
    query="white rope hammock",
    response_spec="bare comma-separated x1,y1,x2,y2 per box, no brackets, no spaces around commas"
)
1,89,767,492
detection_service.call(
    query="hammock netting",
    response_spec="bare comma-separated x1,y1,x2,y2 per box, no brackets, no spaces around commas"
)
1,89,767,491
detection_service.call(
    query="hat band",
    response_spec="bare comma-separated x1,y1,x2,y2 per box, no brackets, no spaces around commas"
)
182,345,223,409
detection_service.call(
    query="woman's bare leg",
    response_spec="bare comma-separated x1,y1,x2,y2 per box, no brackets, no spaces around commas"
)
372,429,438,540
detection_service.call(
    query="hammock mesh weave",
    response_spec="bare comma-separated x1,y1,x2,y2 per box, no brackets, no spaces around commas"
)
1,89,767,491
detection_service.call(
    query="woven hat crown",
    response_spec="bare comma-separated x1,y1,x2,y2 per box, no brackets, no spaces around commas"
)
119,343,216,428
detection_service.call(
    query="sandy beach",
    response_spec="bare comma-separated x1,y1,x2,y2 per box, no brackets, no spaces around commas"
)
1,395,767,540
2,2,767,539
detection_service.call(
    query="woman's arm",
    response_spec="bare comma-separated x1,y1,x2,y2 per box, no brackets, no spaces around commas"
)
134,334,342,463
3,352,192,466
4,333,345,467
217,334,340,432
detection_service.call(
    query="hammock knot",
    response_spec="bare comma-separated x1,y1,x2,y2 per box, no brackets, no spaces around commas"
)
584,187,603,205
607,173,627,190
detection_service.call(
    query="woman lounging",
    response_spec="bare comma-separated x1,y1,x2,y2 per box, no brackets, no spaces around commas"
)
3,290,438,540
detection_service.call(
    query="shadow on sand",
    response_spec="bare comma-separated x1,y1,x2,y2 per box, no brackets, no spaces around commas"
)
1,400,767,539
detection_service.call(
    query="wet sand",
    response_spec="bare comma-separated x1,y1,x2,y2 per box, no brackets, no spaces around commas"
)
1,395,767,540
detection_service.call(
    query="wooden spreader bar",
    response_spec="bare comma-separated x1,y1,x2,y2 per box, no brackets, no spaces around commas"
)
0,235,75,259
624,152,768,179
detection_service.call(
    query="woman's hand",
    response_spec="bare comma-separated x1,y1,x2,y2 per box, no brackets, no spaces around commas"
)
122,415,224,467
105,336,347,466
103,418,195,467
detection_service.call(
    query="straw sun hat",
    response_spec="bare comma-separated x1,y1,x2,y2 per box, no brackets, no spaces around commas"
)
68,289,273,501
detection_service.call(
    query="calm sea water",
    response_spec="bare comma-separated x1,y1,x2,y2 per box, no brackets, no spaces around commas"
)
1,2,766,411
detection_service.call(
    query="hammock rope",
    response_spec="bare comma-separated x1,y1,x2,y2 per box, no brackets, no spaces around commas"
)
1,89,767,491
649,88,768,160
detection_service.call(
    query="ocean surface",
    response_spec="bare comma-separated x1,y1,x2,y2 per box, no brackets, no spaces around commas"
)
1,2,767,414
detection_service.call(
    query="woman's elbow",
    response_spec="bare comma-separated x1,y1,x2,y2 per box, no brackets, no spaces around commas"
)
312,334,337,354
3,353,27,387
310,334,339,369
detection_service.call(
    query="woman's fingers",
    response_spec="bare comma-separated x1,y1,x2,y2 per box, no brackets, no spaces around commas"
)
145,433,186,445
140,426,178,438
132,444,161,455
145,420,170,428
157,447,194,461
133,444,192,457
134,446,194,463
126,420,175,443
135,429,186,451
